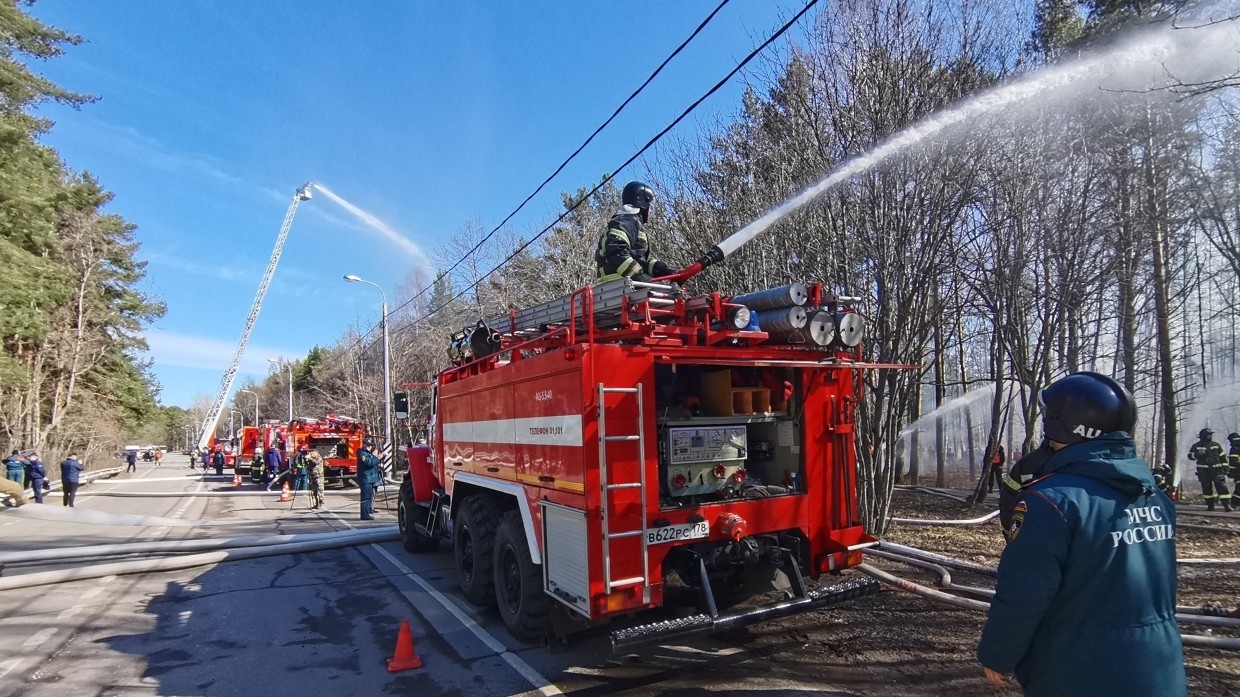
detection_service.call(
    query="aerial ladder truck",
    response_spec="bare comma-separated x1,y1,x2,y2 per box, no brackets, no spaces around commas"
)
197,183,313,451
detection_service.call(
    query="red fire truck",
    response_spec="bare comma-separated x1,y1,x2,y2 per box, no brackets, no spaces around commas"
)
398,269,878,646
235,426,260,476
288,414,365,484
248,421,290,483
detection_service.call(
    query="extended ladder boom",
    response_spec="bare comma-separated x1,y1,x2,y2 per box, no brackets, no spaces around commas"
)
197,183,312,450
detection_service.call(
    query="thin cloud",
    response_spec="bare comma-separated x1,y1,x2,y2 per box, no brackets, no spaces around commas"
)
71,116,243,184
144,330,302,373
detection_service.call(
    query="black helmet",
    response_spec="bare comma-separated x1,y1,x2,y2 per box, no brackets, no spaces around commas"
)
363,438,375,448
1040,372,1137,445
1200,428,1214,440
1229,432,1240,443
622,181,655,222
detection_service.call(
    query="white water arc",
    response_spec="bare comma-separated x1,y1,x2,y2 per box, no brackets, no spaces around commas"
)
312,183,430,264
715,16,1240,258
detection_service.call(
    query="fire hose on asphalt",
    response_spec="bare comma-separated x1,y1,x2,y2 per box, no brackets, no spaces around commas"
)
0,526,398,591
861,548,1240,650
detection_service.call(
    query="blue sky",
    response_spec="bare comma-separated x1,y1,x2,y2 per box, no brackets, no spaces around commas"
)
26,0,807,408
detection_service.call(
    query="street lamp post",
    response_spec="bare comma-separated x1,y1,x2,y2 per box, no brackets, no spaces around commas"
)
344,274,391,463
239,389,259,426
268,359,293,421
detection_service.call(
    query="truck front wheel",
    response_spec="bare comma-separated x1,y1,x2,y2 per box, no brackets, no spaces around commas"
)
398,481,438,553
492,510,550,643
454,495,498,606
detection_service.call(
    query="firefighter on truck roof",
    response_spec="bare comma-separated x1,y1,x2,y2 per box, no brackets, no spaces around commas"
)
978,372,1186,696
595,181,673,283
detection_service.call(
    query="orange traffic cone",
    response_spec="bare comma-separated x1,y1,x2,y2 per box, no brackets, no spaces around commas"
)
233,473,242,487
278,482,291,502
386,620,422,672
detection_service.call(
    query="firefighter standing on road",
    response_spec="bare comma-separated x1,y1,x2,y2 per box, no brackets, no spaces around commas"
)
5,450,26,487
302,445,325,509
595,181,673,283
0,450,26,505
1187,428,1229,511
1228,432,1240,509
25,454,47,504
977,372,1186,696
356,438,381,521
60,454,84,507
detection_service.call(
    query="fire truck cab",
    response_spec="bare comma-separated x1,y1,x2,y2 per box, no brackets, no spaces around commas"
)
398,278,877,646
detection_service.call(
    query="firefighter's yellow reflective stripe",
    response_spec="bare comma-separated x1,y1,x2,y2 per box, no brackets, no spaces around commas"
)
1003,474,1022,492
615,258,638,277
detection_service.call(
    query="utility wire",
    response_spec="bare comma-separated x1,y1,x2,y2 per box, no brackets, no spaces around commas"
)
305,1,736,377
387,0,821,344
316,0,818,377
434,0,733,287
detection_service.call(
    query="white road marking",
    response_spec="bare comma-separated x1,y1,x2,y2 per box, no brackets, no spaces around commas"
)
326,512,562,697
0,658,25,680
81,587,103,599
57,606,82,620
23,628,57,647
177,610,192,626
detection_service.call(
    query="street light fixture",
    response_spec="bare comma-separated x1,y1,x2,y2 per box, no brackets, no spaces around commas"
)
239,388,259,426
268,358,293,421
344,274,391,465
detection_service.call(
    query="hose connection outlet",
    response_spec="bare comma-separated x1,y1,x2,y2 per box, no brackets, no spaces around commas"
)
718,512,749,542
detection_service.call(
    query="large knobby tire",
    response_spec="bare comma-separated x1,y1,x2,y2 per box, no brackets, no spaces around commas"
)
398,480,438,553
492,510,550,643
454,495,499,606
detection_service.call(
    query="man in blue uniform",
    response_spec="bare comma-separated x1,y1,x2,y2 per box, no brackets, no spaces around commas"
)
978,372,1186,696
356,438,381,521
595,181,673,283
25,454,47,504
60,454,85,507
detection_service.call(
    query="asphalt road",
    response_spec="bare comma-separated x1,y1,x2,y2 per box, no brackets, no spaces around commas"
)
0,454,858,696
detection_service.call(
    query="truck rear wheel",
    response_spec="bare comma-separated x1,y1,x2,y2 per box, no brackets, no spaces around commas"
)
454,495,498,606
398,480,438,553
492,510,549,643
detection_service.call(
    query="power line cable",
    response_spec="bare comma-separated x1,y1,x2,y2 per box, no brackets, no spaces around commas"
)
306,1,738,377
387,0,821,344
315,0,818,378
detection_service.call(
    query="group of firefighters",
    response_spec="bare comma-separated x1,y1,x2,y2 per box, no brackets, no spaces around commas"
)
1187,428,1240,511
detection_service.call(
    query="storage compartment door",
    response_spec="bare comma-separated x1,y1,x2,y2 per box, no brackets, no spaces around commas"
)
542,501,590,618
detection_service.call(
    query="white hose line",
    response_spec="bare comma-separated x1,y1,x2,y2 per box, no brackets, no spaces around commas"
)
895,486,973,504
864,548,994,599
0,527,398,591
78,490,351,498
92,476,239,484
855,563,992,612
877,541,1000,576
0,526,397,565
0,501,351,528
889,510,1000,526
860,563,1240,641
1177,557,1240,564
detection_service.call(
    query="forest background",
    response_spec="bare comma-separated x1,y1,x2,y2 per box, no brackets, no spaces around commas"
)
3,0,1238,529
